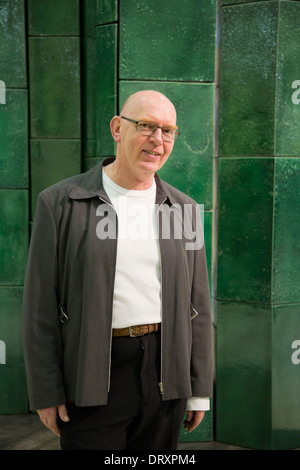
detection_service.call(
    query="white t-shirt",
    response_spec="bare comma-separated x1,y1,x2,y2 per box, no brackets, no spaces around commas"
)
102,170,162,329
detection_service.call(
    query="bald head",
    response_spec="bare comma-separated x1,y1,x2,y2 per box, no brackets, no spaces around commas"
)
120,90,177,123
107,89,177,189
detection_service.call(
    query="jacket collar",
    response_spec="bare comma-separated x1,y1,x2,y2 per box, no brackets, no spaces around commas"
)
69,157,177,206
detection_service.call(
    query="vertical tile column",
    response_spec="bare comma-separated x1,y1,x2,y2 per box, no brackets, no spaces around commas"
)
118,0,217,443
82,0,118,170
216,0,300,449
0,0,28,413
271,1,300,449
27,0,82,217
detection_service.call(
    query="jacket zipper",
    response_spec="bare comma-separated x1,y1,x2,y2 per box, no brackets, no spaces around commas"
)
191,305,199,320
157,196,167,396
99,195,117,393
100,193,167,396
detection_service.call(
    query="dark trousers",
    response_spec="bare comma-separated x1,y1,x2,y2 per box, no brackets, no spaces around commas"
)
60,331,186,450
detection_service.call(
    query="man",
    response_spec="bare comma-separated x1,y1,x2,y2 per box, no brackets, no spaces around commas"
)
22,90,213,450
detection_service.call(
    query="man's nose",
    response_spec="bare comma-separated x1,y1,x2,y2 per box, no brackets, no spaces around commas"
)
149,127,163,144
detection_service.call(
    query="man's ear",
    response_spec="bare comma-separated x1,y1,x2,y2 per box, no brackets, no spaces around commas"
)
110,116,121,143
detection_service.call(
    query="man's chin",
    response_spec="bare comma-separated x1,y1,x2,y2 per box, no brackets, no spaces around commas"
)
139,156,168,174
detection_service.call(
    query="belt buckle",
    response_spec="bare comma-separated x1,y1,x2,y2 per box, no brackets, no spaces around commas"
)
129,326,144,337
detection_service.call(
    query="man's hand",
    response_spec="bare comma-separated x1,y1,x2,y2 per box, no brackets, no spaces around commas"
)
37,404,69,437
183,410,205,433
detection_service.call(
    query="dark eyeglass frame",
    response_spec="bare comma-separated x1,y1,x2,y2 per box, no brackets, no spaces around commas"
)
121,116,180,141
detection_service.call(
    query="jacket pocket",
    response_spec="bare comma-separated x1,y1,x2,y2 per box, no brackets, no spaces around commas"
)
190,303,199,320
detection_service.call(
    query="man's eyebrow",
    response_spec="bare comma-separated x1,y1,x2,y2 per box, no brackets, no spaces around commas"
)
138,117,178,130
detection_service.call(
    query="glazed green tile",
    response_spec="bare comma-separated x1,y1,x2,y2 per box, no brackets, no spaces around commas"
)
83,0,118,34
84,25,117,157
119,0,216,81
84,157,105,171
0,287,28,413
217,158,274,302
219,2,278,156
275,2,300,156
0,190,28,285
217,300,300,449
0,0,26,87
216,301,272,449
30,139,82,217
28,37,81,138
0,89,28,188
272,304,300,449
119,81,214,207
27,0,80,36
203,210,213,292
273,158,300,304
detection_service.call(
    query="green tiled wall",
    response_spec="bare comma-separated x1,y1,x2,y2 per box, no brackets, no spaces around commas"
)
0,90,28,188
1,0,217,444
275,2,300,156
30,140,82,215
218,2,278,156
27,1,82,220
0,190,28,286
272,304,300,449
119,0,216,82
84,24,117,163
273,158,300,304
83,0,118,172
83,0,117,33
217,158,274,302
28,37,81,139
217,302,300,450
3,0,299,451
0,0,28,413
27,0,80,36
216,0,300,449
0,287,28,413
216,302,272,449
0,0,26,88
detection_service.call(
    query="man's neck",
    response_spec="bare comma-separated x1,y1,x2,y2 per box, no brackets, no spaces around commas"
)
103,160,155,191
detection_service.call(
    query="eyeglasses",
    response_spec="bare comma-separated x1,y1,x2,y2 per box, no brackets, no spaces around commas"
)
121,116,180,142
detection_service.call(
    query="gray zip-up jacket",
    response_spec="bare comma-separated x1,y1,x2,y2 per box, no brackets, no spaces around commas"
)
22,158,213,410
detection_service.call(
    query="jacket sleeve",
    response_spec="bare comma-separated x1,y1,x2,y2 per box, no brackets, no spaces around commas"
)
22,192,66,410
190,209,214,398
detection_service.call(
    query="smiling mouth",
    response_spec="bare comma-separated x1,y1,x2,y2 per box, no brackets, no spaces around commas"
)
143,150,161,157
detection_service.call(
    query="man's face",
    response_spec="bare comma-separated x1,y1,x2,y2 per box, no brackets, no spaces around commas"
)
115,92,177,179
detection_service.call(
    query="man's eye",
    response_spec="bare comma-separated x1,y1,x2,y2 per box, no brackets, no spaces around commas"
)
138,123,156,132
162,128,174,135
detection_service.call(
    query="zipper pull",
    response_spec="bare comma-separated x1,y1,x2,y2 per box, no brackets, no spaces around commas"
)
158,382,164,394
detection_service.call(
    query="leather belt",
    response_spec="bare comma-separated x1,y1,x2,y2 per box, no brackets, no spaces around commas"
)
112,323,161,338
